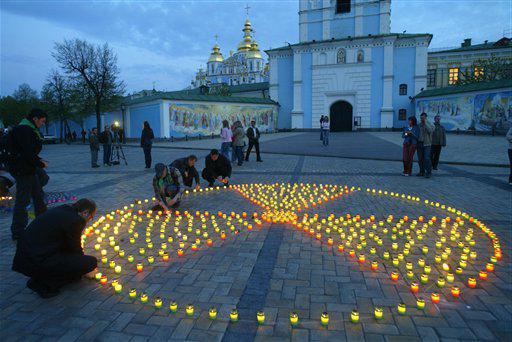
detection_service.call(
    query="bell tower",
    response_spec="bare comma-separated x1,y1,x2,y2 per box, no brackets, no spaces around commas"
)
299,0,391,43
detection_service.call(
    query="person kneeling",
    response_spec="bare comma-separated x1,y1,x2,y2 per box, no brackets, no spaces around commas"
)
153,163,183,211
12,199,98,298
202,149,232,187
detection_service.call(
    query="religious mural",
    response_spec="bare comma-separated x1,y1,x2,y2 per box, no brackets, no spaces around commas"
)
168,102,277,137
416,90,512,131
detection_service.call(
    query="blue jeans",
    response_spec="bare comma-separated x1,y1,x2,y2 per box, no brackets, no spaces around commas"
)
220,142,232,161
322,129,329,146
234,146,244,165
417,143,431,175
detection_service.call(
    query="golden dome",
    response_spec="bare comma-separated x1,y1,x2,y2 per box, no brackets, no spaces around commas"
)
246,41,262,59
237,19,253,52
208,44,224,63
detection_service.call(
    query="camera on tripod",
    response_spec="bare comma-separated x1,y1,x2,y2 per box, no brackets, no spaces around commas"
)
110,122,127,166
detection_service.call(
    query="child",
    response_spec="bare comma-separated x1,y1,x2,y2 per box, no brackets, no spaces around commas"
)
152,163,182,211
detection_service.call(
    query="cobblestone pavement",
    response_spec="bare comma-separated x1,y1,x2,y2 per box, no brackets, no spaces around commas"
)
0,144,510,341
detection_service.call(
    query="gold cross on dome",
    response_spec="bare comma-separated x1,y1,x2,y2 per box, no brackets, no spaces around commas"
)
245,4,250,16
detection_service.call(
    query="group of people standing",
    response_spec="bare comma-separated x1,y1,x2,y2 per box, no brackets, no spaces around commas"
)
402,113,446,178
220,119,263,166
88,125,122,168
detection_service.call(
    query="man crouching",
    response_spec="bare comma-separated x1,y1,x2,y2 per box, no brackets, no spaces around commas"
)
12,199,98,298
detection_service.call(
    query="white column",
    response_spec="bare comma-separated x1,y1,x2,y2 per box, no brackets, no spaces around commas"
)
379,0,391,34
125,107,131,138
414,43,428,95
322,0,331,40
299,0,308,42
269,56,279,103
291,51,304,129
354,0,363,37
381,42,394,128
160,100,170,138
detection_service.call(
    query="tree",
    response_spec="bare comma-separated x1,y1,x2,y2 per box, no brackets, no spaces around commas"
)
52,39,125,130
0,84,40,126
456,57,512,85
41,70,74,141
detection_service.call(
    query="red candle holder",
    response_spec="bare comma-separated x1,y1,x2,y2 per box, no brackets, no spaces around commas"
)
431,292,440,304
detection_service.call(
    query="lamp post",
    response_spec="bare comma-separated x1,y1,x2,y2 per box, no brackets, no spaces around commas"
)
121,104,126,143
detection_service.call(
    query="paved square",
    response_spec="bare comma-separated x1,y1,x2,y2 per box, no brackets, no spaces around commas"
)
0,138,510,341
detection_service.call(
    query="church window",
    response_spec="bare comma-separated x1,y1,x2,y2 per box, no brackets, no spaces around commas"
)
427,69,436,87
357,50,364,63
318,52,327,65
399,84,407,95
398,109,407,121
448,67,459,85
337,49,346,64
336,0,351,14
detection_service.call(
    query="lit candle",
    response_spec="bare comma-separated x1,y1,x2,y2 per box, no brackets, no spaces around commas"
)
100,275,107,285
127,255,134,263
416,298,425,310
186,304,194,316
350,310,359,323
290,312,299,326
486,263,494,272
129,288,137,298
177,249,184,257
137,263,143,272
114,283,122,293
163,253,169,262
95,272,102,281
209,307,217,320
371,261,378,271
431,292,440,304
140,293,148,303
420,274,429,284
321,312,329,326
391,272,399,282
374,307,383,320
479,270,488,280
154,297,162,308
410,282,419,294
397,303,406,315
437,277,446,288
451,286,460,298
169,300,178,313
114,265,122,274
230,309,238,322
467,277,476,289
206,239,213,247
148,256,154,264
446,273,455,282
358,255,365,264
257,311,265,324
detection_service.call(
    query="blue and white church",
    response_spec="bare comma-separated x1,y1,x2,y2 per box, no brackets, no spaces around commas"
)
266,0,432,131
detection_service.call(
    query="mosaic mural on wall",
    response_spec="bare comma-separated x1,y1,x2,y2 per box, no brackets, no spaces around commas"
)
416,90,512,131
169,102,277,138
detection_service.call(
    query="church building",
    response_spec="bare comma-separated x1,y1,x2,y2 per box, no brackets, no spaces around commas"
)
191,19,269,88
266,0,432,131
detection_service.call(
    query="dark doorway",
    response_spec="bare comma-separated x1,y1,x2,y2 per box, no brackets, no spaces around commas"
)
330,101,353,132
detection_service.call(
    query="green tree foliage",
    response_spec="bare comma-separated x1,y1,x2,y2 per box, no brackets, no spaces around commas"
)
0,84,40,127
456,57,512,85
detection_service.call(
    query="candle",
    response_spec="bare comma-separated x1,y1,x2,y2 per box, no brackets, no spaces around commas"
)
148,256,154,264
186,304,194,316
114,265,122,274
137,263,143,272
467,277,476,289
391,272,399,282
100,275,107,285
230,309,238,322
446,273,455,282
206,239,213,247
290,312,299,326
374,307,383,320
397,303,406,315
417,298,425,310
437,277,446,288
163,253,169,262
109,261,115,269
410,282,419,294
350,310,359,323
406,271,414,280
177,249,184,257
154,297,162,308
114,283,122,293
321,312,329,326
209,307,217,320
95,272,102,281
140,293,148,303
169,301,178,313
424,265,431,275
358,255,365,264
451,286,460,298
257,311,265,324
431,292,440,304
420,274,429,284
371,261,378,271
422,246,429,255
129,289,137,298
127,255,134,263
486,263,494,272
479,270,488,280
418,258,425,267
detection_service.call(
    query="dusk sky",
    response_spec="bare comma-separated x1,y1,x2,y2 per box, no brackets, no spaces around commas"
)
1,0,510,96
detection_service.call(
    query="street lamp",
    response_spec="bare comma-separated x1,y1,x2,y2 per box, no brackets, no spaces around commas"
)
121,104,126,143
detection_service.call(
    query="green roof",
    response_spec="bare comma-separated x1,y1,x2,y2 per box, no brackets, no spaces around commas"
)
414,79,512,99
429,38,512,54
265,33,432,53
229,82,269,93
123,90,277,107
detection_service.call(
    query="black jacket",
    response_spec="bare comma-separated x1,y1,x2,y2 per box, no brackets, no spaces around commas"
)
170,157,199,184
12,205,86,276
8,124,44,176
205,154,232,177
141,128,155,148
246,126,260,142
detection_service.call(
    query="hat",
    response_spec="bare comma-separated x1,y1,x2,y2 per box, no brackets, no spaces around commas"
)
420,112,427,117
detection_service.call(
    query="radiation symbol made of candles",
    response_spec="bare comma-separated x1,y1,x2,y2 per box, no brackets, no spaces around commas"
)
82,183,502,327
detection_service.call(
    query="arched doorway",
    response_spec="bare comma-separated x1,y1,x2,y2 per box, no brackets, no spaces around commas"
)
329,101,353,132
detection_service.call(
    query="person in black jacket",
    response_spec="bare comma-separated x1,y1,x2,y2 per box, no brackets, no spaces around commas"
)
8,109,48,240
141,121,155,169
245,120,262,162
202,149,232,187
12,199,98,298
169,155,200,190
101,125,113,166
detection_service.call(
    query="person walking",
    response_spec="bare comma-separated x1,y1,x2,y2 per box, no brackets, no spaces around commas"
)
89,128,100,168
320,115,325,141
72,131,77,142
507,126,512,185
8,108,48,241
141,121,155,169
100,125,113,166
321,117,330,146
402,116,420,176
232,121,245,166
12,199,98,298
245,120,262,162
220,120,233,161
417,113,434,178
430,115,446,170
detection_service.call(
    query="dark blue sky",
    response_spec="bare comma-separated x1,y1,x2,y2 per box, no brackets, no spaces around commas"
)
1,0,510,96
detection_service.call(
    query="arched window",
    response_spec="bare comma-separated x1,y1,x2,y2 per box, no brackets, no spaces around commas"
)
357,50,364,63
399,84,408,95
337,49,346,64
318,52,327,65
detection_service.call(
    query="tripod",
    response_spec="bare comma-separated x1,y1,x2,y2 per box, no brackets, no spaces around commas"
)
110,133,127,165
